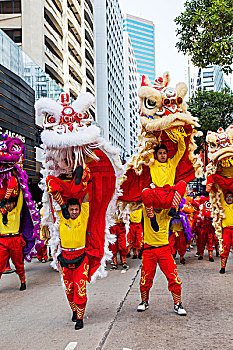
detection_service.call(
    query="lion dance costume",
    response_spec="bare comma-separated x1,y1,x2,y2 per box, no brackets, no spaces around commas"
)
206,126,233,272
118,72,202,315
0,135,41,289
35,92,123,329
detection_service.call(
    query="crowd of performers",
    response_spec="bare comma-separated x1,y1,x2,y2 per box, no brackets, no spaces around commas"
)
1,75,233,332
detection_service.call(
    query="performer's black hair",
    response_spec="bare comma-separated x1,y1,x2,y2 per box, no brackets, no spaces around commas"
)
154,143,168,154
6,196,18,204
225,190,233,198
67,198,81,208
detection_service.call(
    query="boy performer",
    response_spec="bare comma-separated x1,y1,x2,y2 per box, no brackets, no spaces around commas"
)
109,220,128,270
127,209,143,259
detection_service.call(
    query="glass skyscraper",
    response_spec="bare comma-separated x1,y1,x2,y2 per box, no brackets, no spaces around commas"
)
123,14,156,81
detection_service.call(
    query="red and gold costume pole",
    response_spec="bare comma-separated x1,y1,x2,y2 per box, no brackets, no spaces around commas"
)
140,208,182,305
109,222,127,265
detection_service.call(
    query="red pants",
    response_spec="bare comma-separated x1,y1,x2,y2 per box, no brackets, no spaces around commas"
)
141,180,186,209
197,219,215,255
221,227,233,259
109,223,127,257
46,168,89,203
169,231,186,257
140,245,182,299
127,222,143,250
37,244,48,261
61,249,89,319
0,235,25,282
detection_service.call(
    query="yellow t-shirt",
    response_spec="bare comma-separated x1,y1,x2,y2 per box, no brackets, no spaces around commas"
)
149,137,186,187
143,206,170,246
221,193,233,228
130,209,142,223
0,190,23,234
59,202,89,249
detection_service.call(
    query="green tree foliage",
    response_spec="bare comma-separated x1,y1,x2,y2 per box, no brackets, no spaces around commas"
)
188,88,233,151
174,0,233,74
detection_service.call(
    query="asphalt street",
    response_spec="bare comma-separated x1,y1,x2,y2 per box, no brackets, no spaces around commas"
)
1,248,233,350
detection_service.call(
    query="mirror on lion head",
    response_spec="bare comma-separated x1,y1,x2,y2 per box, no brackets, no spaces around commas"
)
138,72,188,119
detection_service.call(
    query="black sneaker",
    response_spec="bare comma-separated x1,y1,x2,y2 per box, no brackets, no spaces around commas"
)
219,267,225,274
174,302,187,316
122,264,129,270
180,258,186,265
74,165,83,185
110,265,118,270
132,255,137,259
209,257,214,262
137,301,149,312
198,256,203,260
126,253,131,258
150,216,159,232
75,319,83,330
20,282,26,291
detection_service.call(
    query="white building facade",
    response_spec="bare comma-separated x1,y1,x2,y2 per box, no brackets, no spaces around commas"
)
123,31,139,157
95,0,125,154
0,0,95,100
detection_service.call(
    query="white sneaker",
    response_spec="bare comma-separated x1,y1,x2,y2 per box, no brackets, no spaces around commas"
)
137,301,149,312
174,302,187,316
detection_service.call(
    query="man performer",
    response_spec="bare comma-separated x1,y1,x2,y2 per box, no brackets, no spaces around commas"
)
141,135,187,232
127,209,143,259
137,207,186,316
109,221,128,270
0,191,26,290
169,199,193,265
220,191,233,274
58,194,89,330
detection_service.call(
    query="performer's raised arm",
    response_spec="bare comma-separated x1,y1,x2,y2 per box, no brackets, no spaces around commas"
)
171,134,186,168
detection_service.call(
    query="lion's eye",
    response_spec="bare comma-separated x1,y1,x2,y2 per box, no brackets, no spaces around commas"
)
145,98,157,109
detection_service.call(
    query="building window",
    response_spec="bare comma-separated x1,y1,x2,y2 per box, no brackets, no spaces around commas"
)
3,29,22,43
0,0,21,13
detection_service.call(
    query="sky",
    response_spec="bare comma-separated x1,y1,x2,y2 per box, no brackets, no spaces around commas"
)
118,0,185,85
